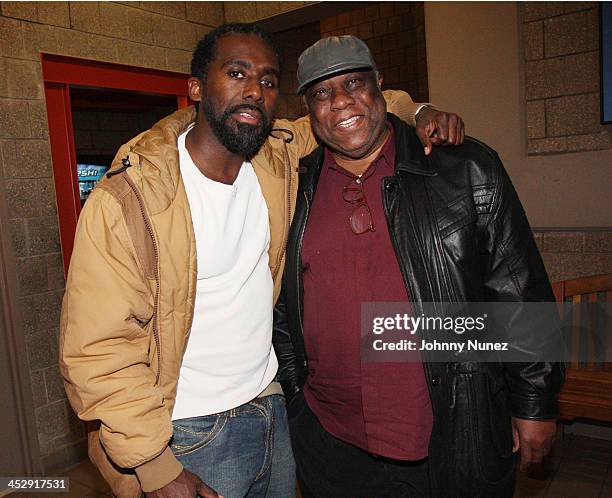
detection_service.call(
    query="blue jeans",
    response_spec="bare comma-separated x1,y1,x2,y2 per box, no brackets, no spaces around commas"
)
170,395,295,498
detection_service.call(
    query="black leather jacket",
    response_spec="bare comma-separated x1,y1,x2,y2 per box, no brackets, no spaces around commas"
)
273,114,564,497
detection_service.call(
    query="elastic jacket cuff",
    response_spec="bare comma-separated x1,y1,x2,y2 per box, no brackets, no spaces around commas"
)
135,446,183,492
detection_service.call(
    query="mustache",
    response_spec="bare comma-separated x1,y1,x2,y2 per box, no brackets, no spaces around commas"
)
225,103,268,122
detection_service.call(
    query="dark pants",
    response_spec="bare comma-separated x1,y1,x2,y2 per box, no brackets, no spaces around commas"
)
288,395,431,498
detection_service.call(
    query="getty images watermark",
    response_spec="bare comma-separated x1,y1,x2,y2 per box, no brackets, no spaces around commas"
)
361,302,612,363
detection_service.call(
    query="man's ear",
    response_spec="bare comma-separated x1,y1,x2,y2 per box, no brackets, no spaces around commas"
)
377,73,383,89
188,77,203,103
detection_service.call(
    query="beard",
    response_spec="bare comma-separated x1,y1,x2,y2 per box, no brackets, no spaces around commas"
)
203,100,272,158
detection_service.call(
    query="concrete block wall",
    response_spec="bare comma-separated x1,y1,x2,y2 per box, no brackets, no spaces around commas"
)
319,2,429,103
271,22,319,120
73,108,174,157
0,0,223,473
535,230,612,282
522,2,611,155
521,2,612,281
222,2,428,118
73,110,140,158
223,1,314,23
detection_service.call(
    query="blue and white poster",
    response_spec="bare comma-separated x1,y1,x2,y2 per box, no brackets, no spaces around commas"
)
77,164,109,202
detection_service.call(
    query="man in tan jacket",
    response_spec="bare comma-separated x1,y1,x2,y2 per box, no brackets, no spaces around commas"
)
60,23,464,498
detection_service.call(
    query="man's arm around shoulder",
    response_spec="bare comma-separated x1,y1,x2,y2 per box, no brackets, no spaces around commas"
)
271,90,441,159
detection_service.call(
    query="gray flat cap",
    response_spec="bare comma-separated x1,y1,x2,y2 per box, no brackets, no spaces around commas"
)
297,35,376,94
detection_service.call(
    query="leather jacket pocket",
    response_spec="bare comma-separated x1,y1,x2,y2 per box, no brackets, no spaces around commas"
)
436,195,477,239
469,372,516,484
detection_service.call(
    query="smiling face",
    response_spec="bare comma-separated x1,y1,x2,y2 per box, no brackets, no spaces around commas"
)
188,33,280,157
305,70,387,161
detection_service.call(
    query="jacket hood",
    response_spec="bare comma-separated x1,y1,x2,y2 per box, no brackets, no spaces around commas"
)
105,106,196,216
112,105,295,216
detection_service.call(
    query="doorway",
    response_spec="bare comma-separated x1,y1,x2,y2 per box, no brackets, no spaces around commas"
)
41,54,190,273
70,87,177,206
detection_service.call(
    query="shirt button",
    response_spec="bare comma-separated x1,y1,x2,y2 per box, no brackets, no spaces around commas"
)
431,376,441,386
385,181,395,192
355,177,362,184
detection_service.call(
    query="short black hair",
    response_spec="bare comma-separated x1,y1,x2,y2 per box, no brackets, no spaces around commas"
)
190,23,280,82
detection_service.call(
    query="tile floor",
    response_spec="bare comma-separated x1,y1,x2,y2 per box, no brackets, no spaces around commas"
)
8,434,612,497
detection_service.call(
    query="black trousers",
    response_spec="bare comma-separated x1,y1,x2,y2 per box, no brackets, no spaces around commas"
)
288,395,431,498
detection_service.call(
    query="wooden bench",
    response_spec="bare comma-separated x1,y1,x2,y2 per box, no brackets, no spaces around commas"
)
552,273,612,422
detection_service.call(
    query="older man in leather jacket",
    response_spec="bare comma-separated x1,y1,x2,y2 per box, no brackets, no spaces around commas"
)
273,36,563,498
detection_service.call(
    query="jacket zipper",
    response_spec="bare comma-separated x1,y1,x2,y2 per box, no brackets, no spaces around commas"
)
382,175,438,435
382,177,421,317
124,173,162,385
272,145,293,282
296,190,310,350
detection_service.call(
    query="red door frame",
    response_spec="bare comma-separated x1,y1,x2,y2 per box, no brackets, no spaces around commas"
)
42,54,189,274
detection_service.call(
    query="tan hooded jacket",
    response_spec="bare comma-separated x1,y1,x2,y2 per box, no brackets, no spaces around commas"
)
60,92,420,496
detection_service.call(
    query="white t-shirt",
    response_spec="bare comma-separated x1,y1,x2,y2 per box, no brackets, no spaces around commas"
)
172,126,277,420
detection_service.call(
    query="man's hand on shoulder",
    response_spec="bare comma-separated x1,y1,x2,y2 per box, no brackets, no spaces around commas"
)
415,106,465,156
511,418,557,472
145,469,223,498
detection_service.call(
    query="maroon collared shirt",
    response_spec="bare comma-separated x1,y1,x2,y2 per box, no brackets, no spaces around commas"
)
301,124,433,460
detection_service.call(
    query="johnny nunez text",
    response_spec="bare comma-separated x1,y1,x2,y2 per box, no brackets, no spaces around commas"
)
371,339,509,352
